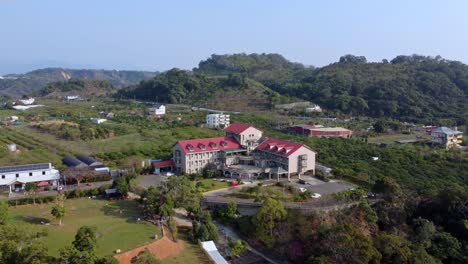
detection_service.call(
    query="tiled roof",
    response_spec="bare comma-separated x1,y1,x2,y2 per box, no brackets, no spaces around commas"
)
256,137,314,157
176,137,241,154
432,127,463,135
152,160,175,168
224,123,260,134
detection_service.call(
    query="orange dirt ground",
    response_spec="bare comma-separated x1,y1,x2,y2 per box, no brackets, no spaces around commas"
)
114,236,185,264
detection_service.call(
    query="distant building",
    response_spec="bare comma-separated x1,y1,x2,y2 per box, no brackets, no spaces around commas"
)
65,95,80,101
305,104,322,113
288,124,352,138
431,127,463,149
19,97,35,105
0,163,60,193
6,144,17,152
148,104,166,117
90,118,107,124
206,113,230,128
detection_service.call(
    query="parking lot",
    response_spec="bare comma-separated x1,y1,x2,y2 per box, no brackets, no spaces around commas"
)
291,176,354,195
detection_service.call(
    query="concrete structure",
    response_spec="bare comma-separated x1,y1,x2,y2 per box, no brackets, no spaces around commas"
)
200,241,228,264
90,118,107,124
0,163,60,193
288,124,352,138
431,127,463,149
148,103,166,117
65,95,80,101
206,113,230,128
173,123,316,180
19,97,35,105
305,104,322,113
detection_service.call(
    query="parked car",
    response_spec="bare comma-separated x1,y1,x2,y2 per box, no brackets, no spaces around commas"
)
310,193,322,199
298,179,306,184
162,172,174,176
299,187,307,193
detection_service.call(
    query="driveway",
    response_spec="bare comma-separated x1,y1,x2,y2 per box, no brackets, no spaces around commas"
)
137,174,167,189
291,176,354,195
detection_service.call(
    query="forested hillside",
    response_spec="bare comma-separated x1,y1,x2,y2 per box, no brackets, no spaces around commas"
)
195,53,468,122
118,68,292,111
0,68,157,97
39,78,117,98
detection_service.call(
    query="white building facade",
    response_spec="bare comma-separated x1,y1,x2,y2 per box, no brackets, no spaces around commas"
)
148,104,166,117
0,163,60,192
206,113,230,128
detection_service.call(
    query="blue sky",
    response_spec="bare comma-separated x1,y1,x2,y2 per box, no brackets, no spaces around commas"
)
1,0,467,74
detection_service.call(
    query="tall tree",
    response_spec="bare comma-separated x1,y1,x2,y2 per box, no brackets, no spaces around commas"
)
131,249,160,264
253,197,287,248
25,182,38,204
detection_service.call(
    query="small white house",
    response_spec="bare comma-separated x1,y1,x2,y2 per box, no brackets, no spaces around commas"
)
90,118,107,124
6,144,17,152
0,163,60,193
206,113,230,128
305,105,322,113
148,104,166,117
66,95,80,101
19,97,35,105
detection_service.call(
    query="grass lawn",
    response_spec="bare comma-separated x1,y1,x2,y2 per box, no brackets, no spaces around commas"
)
161,228,210,264
195,179,231,192
10,198,160,257
223,185,295,202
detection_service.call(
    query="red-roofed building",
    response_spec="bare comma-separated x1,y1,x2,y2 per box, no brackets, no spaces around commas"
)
224,123,263,150
172,123,316,179
254,138,316,179
173,137,242,174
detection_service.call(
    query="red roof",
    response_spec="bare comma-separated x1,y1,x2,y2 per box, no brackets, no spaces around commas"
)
152,160,175,168
176,137,241,154
36,181,49,187
256,137,313,157
224,123,260,134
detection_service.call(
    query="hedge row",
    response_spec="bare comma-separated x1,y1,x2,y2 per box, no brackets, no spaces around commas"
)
8,185,112,206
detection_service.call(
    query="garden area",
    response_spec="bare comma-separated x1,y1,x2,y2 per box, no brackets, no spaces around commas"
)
223,183,309,202
9,198,160,257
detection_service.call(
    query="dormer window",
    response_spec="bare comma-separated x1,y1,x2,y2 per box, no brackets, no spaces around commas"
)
209,142,217,149
186,144,194,151
220,141,227,147
198,143,206,150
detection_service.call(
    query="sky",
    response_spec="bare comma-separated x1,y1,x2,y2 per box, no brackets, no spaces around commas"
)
1,0,468,74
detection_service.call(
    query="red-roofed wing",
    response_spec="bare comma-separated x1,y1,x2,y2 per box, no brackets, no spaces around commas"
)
176,137,241,154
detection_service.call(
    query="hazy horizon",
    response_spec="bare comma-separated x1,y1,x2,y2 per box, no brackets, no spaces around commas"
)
1,0,468,75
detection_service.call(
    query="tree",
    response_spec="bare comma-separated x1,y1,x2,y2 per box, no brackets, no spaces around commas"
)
73,226,98,253
25,182,38,204
228,239,248,256
253,198,287,248
131,249,160,264
373,233,413,263
51,203,65,226
319,224,381,264
167,217,178,242
226,201,238,220
0,202,9,225
428,232,462,262
412,218,435,248
62,167,94,186
115,176,129,197
0,224,48,264
372,177,403,200
59,226,99,264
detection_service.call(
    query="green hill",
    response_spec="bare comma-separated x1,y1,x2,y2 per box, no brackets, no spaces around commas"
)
0,68,157,97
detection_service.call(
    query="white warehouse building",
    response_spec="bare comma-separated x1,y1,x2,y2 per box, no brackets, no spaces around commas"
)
206,113,230,128
0,163,60,193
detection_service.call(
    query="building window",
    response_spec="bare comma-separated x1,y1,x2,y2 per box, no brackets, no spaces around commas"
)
42,171,46,175
29,172,33,176
1,175,4,179
16,174,19,178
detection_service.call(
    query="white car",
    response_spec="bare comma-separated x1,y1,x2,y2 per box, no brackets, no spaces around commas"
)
310,193,322,199
299,187,307,193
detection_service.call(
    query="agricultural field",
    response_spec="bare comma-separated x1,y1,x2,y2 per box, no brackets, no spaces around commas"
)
9,198,160,257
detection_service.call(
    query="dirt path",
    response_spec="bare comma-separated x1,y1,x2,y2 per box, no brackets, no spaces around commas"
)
114,236,185,264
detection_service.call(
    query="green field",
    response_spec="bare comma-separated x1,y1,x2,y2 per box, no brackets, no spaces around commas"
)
10,198,160,257
195,179,231,192
367,133,430,144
